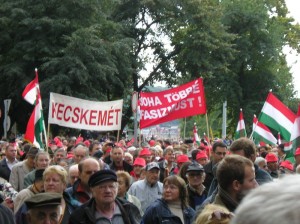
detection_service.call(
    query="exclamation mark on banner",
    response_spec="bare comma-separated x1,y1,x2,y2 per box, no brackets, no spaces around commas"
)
198,96,202,107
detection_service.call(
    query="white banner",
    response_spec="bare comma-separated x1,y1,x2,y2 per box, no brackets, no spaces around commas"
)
48,93,123,131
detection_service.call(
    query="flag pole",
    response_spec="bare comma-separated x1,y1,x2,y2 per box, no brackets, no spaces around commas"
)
205,113,210,142
46,123,51,152
249,115,258,140
183,117,186,139
117,130,120,142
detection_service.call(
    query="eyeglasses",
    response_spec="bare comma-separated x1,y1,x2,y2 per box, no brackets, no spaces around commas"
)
208,210,234,220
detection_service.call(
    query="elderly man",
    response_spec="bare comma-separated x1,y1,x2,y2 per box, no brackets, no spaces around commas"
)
186,163,207,210
9,147,39,191
25,192,62,224
128,162,163,212
71,144,89,164
69,169,141,224
23,151,50,188
66,157,100,205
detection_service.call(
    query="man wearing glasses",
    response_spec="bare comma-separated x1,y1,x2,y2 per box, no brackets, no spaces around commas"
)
203,141,227,194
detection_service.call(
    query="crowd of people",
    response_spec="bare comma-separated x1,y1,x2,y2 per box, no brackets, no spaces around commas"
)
0,135,300,224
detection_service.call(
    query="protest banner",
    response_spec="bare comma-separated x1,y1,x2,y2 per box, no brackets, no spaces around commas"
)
139,78,206,129
48,93,123,131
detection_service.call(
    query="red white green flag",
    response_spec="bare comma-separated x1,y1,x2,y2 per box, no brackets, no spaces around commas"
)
258,92,296,141
23,69,45,149
252,115,277,145
235,109,247,139
22,69,39,105
193,123,200,146
290,104,300,151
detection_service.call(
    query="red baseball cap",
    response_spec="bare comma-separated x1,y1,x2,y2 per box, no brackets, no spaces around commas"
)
139,148,152,156
280,160,294,171
149,140,156,147
294,148,300,156
196,151,208,160
265,153,278,163
133,158,146,167
177,154,190,163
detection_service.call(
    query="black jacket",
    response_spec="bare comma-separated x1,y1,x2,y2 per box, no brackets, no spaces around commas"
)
69,197,141,224
141,199,195,224
0,159,11,181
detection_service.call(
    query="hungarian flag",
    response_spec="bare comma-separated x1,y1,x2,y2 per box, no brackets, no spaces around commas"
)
252,115,277,145
258,92,296,141
235,109,247,139
22,69,39,105
193,123,200,146
290,104,300,150
23,69,45,149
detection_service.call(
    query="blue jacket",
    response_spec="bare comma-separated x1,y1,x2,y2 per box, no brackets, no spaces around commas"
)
141,199,195,224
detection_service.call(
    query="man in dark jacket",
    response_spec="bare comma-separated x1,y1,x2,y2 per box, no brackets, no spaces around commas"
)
0,144,18,181
69,169,141,224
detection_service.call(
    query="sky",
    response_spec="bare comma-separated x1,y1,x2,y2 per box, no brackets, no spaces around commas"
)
285,0,300,97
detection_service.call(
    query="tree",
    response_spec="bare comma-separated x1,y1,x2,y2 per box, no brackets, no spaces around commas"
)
0,0,133,135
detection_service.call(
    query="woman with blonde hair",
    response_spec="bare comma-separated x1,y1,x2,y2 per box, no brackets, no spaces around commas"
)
43,165,77,223
141,175,195,224
194,204,234,224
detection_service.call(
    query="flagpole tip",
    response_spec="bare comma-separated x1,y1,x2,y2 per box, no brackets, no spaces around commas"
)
240,108,242,111
254,114,256,117
35,68,38,72
269,89,272,92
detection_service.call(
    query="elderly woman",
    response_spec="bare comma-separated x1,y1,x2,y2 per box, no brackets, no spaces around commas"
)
116,170,143,215
43,165,77,223
141,175,195,224
15,165,77,224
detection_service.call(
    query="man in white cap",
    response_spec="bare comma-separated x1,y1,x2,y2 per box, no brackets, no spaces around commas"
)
128,162,163,212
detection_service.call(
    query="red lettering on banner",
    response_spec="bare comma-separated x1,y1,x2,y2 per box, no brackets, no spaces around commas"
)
98,110,108,126
51,102,57,118
80,109,88,124
89,110,97,125
114,109,121,125
64,106,72,122
57,103,64,120
107,110,114,125
72,107,80,123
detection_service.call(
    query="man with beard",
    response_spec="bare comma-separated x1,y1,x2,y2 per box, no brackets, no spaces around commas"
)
213,154,258,212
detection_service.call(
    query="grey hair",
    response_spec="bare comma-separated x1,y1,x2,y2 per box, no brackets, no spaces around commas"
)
231,175,300,224
74,144,89,156
254,156,266,166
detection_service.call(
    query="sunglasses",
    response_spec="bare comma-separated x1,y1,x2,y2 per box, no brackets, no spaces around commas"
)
208,210,234,220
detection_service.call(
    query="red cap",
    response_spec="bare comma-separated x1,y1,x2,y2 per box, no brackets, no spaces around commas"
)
280,160,294,171
196,151,208,160
133,158,146,167
84,140,90,148
295,148,300,156
265,153,278,163
76,136,84,145
177,154,189,163
149,140,156,147
139,148,152,156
